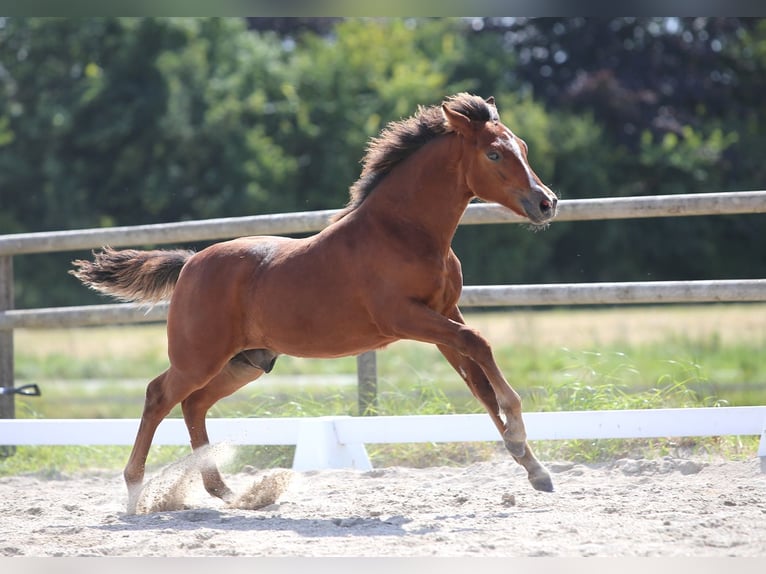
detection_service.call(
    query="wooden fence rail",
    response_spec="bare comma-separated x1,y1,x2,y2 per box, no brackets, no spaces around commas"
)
1,190,765,424
2,279,765,331
1,190,764,256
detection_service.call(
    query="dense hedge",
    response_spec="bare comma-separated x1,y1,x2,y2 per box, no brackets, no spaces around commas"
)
1,18,764,307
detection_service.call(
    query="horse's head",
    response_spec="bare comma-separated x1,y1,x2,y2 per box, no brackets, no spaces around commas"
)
442,95,558,225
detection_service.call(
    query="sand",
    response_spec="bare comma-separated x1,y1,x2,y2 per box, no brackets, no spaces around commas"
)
1,453,765,557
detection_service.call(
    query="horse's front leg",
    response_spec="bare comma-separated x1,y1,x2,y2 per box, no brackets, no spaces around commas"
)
436,334,553,491
376,300,552,491
376,301,546,466
382,303,526,447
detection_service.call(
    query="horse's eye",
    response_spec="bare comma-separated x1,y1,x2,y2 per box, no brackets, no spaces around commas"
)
486,150,501,162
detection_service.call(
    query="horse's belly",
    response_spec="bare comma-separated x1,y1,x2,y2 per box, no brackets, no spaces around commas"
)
250,295,395,358
270,334,397,359
228,231,445,358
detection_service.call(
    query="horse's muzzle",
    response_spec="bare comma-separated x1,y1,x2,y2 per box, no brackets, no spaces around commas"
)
522,190,558,224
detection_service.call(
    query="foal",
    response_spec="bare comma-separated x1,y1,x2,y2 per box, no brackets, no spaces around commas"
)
72,93,558,513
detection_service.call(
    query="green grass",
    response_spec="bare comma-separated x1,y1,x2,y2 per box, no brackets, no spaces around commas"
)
3,305,765,476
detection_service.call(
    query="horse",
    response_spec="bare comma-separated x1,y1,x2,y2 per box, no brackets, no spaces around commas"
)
71,93,559,513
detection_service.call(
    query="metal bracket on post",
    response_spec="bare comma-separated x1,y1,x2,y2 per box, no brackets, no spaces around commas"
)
0,384,40,397
292,416,372,471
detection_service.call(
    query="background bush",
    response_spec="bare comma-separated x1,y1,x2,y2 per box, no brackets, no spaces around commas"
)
1,17,764,307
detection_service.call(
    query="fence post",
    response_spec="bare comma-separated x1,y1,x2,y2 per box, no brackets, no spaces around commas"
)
0,256,15,457
357,350,378,415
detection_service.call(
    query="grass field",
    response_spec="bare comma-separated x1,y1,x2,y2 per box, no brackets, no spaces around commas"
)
3,303,765,474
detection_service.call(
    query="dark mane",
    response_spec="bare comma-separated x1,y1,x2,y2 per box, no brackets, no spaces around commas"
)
334,93,497,221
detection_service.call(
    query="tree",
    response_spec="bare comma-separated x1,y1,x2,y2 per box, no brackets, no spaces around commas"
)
1,17,764,307
275,18,467,210
455,17,766,285
0,18,299,233
0,18,300,305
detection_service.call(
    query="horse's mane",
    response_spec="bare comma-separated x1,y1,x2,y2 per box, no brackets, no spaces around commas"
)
334,93,497,221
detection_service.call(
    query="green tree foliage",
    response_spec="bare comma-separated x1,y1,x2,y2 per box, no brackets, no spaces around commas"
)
455,17,766,286
1,17,764,307
0,18,297,231
274,18,466,210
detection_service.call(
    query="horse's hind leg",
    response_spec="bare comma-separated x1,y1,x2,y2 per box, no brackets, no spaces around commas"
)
181,351,275,502
124,366,204,513
436,343,553,493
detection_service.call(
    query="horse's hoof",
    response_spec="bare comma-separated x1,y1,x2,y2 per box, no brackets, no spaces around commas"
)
206,484,235,502
125,483,143,515
529,473,554,493
504,440,526,458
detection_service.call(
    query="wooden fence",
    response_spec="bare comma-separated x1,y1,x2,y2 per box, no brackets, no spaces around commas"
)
1,190,765,468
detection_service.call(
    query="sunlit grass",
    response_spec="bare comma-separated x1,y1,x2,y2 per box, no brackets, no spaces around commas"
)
3,304,764,476
3,353,760,476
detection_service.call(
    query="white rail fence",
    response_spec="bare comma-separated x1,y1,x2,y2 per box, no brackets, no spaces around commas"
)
1,190,765,469
2,407,765,471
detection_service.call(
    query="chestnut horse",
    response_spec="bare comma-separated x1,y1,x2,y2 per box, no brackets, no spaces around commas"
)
72,93,558,513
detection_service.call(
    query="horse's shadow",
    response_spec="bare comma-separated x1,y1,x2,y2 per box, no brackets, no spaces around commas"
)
95,508,423,538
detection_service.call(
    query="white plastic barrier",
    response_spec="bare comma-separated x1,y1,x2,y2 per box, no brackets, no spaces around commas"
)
2,406,765,471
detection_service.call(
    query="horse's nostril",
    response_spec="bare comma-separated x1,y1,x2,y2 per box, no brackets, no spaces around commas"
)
539,196,557,216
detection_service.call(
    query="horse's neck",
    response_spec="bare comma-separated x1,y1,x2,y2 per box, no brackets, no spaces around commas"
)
360,136,473,252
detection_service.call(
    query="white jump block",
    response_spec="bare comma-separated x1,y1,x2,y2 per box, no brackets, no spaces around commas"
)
292,416,372,472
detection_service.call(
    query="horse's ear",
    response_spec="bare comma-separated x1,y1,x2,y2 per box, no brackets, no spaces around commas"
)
486,96,496,108
442,103,474,137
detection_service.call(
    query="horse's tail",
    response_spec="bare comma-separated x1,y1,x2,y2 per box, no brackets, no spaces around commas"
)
70,247,194,303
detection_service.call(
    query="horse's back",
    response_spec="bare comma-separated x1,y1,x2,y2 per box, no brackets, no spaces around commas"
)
168,232,394,358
